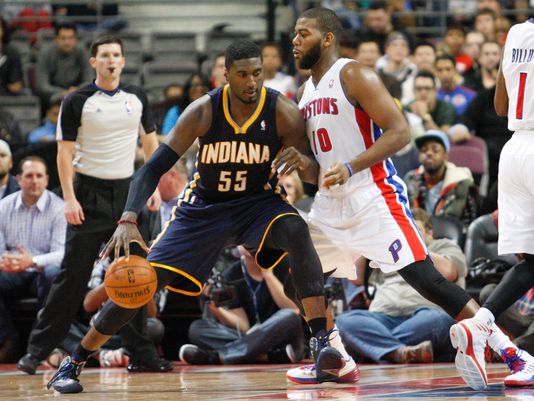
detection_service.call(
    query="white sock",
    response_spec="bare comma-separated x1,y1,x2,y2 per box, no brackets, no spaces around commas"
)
330,325,351,361
474,307,496,327
488,324,515,352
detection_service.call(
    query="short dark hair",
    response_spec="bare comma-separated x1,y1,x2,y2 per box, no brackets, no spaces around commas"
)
90,35,124,57
411,208,432,231
476,8,498,21
415,70,436,86
414,41,436,53
55,21,77,36
436,53,456,67
0,17,10,45
299,7,343,38
18,156,48,175
225,39,262,70
369,0,388,11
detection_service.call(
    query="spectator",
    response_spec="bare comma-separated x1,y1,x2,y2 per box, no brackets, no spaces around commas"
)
376,32,414,88
401,41,437,105
463,31,485,73
404,130,477,224
278,170,307,208
435,54,477,117
441,25,473,75
0,139,18,199
354,38,382,69
474,8,497,41
448,85,513,186
0,156,65,362
161,73,210,136
261,42,297,100
210,52,226,89
336,208,467,364
179,246,305,365
406,70,456,133
35,22,92,108
360,0,413,53
0,108,23,149
464,40,501,93
27,99,61,146
495,15,511,46
0,16,24,95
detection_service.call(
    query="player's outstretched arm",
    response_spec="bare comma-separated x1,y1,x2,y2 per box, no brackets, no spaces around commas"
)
273,94,319,184
340,63,410,174
100,96,212,260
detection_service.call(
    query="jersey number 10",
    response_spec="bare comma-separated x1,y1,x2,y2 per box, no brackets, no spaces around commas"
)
311,128,332,154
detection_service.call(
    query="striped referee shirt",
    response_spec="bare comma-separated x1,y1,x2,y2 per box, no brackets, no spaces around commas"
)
56,82,156,180
0,190,66,267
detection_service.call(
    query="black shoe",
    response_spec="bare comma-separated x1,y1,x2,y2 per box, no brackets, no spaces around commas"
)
46,356,85,394
310,329,344,383
17,353,40,375
127,356,174,372
179,344,220,365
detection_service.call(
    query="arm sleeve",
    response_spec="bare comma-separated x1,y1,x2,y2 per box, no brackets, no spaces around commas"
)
124,143,180,213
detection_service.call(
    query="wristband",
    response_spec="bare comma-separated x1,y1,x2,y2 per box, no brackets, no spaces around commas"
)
117,219,138,226
344,162,354,177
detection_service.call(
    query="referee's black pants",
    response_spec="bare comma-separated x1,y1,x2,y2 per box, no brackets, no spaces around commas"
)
26,174,157,361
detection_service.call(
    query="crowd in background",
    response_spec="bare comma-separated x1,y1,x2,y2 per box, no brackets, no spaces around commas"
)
0,0,533,367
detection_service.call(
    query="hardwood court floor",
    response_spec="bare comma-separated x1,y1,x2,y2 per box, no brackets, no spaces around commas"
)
0,362,532,401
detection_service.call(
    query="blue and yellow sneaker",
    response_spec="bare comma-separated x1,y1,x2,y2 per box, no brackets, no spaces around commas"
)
287,329,360,384
46,356,85,393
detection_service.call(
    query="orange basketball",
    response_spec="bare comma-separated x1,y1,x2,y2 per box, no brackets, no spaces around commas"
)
104,255,157,309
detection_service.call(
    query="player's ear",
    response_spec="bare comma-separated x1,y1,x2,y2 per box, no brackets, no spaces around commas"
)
89,57,97,69
323,32,335,48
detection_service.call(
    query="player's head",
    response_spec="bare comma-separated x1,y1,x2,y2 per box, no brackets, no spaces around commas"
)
90,35,125,80
293,7,343,70
224,39,263,104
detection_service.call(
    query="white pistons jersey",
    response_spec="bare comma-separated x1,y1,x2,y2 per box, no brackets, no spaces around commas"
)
299,58,396,196
502,18,534,132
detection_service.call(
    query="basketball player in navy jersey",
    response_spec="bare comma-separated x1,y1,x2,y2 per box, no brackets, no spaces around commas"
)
451,17,534,387
46,39,344,394
277,7,527,389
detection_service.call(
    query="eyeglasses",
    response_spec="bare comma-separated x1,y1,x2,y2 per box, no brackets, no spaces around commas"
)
414,86,435,92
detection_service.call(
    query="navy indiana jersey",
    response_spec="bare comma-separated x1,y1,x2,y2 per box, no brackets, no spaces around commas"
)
185,85,282,203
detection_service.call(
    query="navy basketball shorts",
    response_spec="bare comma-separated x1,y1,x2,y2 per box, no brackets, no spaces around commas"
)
147,190,299,296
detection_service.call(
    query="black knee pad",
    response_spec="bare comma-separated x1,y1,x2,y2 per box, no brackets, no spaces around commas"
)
93,300,140,335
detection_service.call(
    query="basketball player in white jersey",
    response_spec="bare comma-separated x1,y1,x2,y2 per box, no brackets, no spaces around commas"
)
276,7,530,389
450,17,534,388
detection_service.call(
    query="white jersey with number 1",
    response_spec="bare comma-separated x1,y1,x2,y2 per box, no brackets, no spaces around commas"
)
502,18,534,132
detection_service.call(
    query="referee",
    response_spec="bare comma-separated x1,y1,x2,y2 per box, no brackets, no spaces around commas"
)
17,36,171,374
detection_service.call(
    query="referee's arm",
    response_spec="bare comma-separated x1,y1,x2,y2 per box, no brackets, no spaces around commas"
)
140,131,159,161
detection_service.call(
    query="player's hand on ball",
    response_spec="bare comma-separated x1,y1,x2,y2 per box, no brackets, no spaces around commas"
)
100,213,149,260
323,163,351,188
272,146,310,176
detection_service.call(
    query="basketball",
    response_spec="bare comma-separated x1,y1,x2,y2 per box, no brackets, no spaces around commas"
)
104,255,157,309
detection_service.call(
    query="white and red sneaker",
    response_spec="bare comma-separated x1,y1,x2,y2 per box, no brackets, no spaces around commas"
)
450,318,492,390
286,356,360,384
501,347,534,387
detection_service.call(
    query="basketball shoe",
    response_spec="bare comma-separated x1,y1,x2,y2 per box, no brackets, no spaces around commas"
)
500,347,534,387
287,329,360,384
46,356,85,394
450,318,492,390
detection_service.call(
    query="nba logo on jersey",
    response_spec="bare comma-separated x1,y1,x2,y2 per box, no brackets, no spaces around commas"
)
329,79,334,88
260,120,266,131
125,100,133,115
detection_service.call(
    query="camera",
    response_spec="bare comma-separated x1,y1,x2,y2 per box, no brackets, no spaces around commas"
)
207,269,239,307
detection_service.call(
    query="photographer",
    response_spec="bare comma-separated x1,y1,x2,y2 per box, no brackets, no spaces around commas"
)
179,246,305,365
